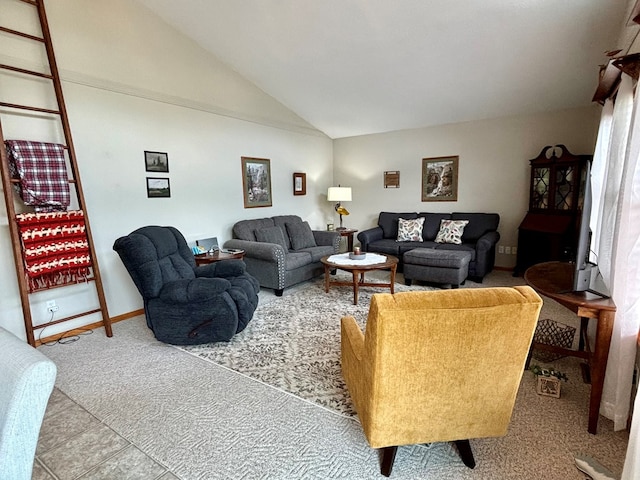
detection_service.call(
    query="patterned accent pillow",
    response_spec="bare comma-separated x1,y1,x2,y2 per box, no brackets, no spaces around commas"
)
396,217,425,242
435,219,469,244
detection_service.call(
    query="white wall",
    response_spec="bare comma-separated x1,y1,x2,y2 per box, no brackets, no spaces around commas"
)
333,106,601,269
0,0,333,340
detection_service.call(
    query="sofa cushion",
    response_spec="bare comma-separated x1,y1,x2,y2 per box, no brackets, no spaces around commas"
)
435,219,469,245
285,251,313,270
378,212,417,239
286,221,317,250
452,212,500,242
297,245,335,262
233,218,275,241
273,215,304,249
255,226,289,251
396,217,424,242
418,213,452,240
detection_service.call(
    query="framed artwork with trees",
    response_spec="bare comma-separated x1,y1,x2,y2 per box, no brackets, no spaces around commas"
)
241,157,272,208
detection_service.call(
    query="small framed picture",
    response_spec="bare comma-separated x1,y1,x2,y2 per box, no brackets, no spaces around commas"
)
144,151,169,173
146,177,170,198
241,157,272,208
384,171,400,188
422,156,459,202
293,172,306,196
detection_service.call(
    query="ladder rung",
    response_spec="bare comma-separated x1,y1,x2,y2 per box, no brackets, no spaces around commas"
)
0,63,52,80
10,178,77,184
0,25,44,43
34,307,102,329
0,101,60,115
29,277,96,294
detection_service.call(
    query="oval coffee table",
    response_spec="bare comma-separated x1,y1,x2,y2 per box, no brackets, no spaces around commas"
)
321,253,399,305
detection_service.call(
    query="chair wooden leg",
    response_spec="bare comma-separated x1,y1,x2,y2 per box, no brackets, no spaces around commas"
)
380,446,398,477
454,440,476,469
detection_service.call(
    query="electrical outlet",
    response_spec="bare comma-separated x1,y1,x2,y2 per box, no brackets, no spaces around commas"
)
498,245,505,254
512,246,518,255
46,300,58,313
505,246,511,254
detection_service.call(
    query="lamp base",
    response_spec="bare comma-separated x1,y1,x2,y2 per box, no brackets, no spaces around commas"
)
336,227,348,231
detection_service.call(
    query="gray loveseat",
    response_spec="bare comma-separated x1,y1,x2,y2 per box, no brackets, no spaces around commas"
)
357,212,500,282
224,215,341,296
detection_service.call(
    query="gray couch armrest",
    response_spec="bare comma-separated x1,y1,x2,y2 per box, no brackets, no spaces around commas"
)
475,231,500,252
357,227,384,251
313,230,341,251
224,239,287,261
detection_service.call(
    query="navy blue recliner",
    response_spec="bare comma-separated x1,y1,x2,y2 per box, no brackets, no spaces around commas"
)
113,226,259,345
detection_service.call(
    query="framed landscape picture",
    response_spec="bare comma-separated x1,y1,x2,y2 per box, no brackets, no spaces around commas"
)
146,177,170,198
242,157,272,208
144,151,169,172
421,156,459,202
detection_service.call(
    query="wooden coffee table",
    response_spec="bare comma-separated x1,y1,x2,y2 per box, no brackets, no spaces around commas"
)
321,253,398,305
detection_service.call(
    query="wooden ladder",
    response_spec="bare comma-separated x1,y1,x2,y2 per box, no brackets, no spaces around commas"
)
0,0,112,346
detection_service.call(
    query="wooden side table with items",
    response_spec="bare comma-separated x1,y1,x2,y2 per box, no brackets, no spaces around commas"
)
337,228,358,252
525,261,616,434
194,249,245,266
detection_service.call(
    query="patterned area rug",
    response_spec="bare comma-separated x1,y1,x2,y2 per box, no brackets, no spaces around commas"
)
179,273,430,417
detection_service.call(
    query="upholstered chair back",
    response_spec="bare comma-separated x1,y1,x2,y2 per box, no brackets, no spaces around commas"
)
341,286,542,450
113,225,196,299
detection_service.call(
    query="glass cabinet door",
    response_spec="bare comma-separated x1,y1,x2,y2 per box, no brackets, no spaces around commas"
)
532,167,550,209
554,166,574,210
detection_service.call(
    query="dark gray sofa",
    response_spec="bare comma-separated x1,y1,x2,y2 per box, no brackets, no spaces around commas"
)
224,215,341,296
357,212,500,282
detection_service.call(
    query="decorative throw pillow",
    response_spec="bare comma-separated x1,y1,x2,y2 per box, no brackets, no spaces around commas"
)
286,221,317,250
255,226,289,251
435,219,469,244
396,217,425,242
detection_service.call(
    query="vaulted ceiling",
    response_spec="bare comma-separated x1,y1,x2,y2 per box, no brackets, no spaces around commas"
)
137,0,631,139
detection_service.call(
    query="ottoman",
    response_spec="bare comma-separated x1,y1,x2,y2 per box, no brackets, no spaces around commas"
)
403,248,472,288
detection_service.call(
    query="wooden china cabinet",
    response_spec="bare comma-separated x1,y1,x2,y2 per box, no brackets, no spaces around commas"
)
513,145,591,276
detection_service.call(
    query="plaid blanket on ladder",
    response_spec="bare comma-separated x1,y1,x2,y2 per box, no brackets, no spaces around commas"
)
15,210,92,291
5,140,71,212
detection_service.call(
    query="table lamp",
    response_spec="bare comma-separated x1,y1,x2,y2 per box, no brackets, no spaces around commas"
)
327,186,352,230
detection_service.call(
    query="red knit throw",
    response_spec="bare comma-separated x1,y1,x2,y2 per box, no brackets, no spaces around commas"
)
15,210,92,291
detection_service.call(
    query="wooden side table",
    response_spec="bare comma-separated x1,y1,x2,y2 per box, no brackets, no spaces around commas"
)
336,228,358,252
524,261,616,434
194,250,245,266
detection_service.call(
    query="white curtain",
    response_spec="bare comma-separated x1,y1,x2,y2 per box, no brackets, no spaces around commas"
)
590,74,640,444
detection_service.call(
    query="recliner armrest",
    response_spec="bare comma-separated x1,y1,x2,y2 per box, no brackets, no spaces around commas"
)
159,277,231,303
195,259,246,278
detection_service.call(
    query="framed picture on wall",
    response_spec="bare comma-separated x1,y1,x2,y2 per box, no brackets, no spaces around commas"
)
144,151,169,172
146,177,170,198
241,157,272,208
421,156,459,202
293,172,306,196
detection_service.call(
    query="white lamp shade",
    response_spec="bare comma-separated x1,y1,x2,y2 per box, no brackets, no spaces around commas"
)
327,187,352,202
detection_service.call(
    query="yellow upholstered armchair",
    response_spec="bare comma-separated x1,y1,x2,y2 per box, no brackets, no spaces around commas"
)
340,286,542,477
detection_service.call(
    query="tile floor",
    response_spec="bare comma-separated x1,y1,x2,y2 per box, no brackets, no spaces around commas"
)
33,388,179,480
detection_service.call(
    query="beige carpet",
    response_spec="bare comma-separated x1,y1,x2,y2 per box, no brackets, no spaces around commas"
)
42,270,630,479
